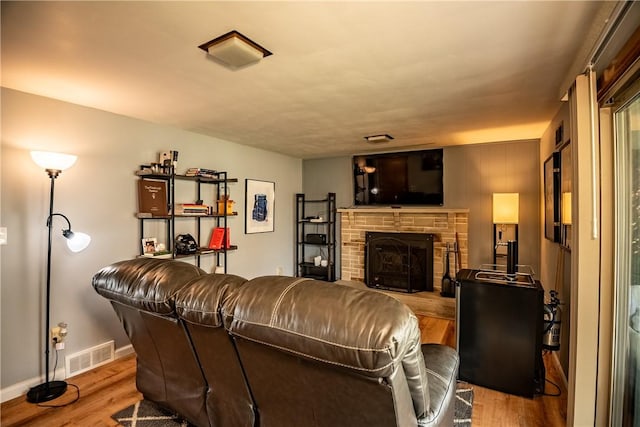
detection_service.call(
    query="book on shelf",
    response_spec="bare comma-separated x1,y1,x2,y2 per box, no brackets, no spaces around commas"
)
185,167,218,178
142,251,172,259
138,180,169,216
208,227,230,250
175,203,209,215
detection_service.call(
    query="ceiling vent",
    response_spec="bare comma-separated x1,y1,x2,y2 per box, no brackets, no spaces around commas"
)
364,134,394,144
198,30,272,70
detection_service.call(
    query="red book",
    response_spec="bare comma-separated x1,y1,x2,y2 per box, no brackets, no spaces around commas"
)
208,227,230,249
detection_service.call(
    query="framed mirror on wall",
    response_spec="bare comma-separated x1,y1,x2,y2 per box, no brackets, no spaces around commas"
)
544,152,561,242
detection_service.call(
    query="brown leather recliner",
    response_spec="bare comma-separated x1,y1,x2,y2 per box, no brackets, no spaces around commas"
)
93,258,257,427
174,272,256,427
226,275,459,427
92,258,212,426
94,260,458,427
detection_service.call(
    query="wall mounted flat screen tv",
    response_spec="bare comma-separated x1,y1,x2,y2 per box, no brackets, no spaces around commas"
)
353,149,444,206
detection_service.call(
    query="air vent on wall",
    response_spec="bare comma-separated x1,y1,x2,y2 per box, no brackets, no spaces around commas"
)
65,340,115,377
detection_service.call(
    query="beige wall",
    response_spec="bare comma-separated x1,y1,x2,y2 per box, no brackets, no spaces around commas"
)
304,140,541,277
0,88,302,394
444,141,541,274
539,102,572,378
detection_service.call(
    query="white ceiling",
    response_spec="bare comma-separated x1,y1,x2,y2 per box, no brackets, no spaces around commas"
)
1,1,613,159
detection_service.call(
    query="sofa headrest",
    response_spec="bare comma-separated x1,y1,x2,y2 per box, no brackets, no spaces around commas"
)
227,276,422,379
92,258,206,315
175,273,248,328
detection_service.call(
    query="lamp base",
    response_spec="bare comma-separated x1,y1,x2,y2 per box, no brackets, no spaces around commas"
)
26,380,67,403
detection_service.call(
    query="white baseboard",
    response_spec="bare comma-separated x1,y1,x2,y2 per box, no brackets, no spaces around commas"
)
0,344,136,403
0,366,66,404
115,344,134,359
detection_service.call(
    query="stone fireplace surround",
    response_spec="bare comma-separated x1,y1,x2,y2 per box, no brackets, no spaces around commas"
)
338,208,469,295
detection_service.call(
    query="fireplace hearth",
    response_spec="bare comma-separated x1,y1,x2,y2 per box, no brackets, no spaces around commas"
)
365,232,434,293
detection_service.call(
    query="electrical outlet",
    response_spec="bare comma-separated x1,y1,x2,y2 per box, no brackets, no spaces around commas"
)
51,327,63,344
51,322,68,345
276,266,283,275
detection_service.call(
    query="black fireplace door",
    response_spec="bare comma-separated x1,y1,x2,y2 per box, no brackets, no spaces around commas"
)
365,232,433,293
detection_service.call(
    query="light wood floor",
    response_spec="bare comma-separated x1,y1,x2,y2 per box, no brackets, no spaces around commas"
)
1,316,567,426
337,280,457,319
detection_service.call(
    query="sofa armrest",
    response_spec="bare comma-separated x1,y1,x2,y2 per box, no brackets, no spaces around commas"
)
418,344,459,427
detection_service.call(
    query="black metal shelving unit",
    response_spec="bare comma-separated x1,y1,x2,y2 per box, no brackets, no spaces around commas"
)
137,165,237,272
295,193,336,281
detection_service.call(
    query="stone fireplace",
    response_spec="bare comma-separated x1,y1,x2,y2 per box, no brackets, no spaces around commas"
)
338,208,469,294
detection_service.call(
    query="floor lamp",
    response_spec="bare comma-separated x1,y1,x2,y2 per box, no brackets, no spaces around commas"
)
27,151,91,404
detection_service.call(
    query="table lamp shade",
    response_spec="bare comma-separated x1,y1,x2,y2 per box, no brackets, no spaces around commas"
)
493,193,519,224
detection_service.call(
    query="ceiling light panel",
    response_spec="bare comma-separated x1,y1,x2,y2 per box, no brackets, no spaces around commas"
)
364,134,394,144
198,30,272,70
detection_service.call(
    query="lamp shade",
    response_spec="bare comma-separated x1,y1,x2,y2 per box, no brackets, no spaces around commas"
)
492,193,519,224
31,151,77,171
562,192,572,225
62,229,91,252
363,166,376,174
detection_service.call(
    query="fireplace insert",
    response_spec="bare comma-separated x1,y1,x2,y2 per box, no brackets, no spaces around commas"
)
365,232,434,293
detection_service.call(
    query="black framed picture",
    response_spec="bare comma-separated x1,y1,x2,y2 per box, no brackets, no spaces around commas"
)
555,122,564,147
544,152,561,242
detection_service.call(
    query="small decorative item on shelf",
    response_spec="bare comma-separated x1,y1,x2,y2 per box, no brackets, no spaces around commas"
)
142,237,158,254
208,227,230,249
217,195,235,215
159,150,178,168
175,234,198,255
142,240,171,258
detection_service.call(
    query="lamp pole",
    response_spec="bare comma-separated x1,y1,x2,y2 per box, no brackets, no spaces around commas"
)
27,169,68,403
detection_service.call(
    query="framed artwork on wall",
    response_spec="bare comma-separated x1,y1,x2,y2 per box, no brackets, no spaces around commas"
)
544,152,561,242
245,179,275,234
560,142,572,249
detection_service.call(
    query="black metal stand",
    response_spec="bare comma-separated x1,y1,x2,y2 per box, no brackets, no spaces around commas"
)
27,170,68,403
493,224,519,265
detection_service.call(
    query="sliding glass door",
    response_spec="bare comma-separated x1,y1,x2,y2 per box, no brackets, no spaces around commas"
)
612,84,640,427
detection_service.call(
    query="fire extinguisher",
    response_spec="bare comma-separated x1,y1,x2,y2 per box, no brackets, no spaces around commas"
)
543,290,562,351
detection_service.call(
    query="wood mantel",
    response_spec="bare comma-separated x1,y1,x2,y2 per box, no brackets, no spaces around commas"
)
338,207,469,230
338,207,469,214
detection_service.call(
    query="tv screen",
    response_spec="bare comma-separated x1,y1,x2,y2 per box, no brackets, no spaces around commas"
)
353,149,444,206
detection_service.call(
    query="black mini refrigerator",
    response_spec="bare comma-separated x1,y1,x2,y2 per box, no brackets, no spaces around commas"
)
456,269,545,398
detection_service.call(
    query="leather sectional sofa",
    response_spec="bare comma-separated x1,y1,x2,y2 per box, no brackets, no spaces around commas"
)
92,258,459,427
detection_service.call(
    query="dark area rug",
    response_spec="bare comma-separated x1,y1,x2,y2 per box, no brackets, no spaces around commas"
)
111,400,193,427
455,381,474,426
113,383,474,426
